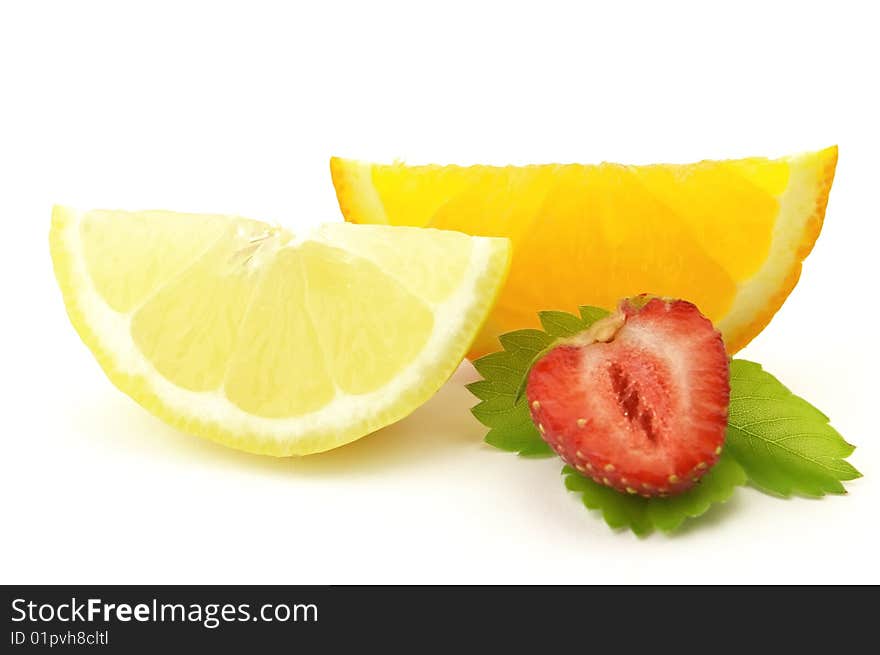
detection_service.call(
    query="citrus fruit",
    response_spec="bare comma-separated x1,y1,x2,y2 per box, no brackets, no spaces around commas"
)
330,147,837,358
50,206,510,456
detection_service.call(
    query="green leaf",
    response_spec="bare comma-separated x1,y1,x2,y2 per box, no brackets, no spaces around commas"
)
477,393,550,457
466,379,510,401
496,329,556,405
538,310,586,337
470,352,521,394
498,328,554,354
563,453,746,536
471,395,521,428
468,307,604,456
485,405,553,457
725,359,862,497
579,305,611,325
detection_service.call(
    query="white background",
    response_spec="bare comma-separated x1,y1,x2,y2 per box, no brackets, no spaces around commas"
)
1,1,877,584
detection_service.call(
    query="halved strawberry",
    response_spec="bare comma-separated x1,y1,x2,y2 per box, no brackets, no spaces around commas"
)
526,296,730,497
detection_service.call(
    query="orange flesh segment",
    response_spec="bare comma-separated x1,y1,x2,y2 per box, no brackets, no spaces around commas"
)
330,148,837,357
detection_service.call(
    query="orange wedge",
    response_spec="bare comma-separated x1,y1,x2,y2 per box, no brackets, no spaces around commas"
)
330,147,837,358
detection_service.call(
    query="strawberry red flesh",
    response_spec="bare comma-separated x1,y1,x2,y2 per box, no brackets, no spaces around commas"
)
526,297,730,497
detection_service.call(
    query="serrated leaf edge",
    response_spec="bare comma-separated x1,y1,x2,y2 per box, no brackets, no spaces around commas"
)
469,306,609,457
726,359,862,498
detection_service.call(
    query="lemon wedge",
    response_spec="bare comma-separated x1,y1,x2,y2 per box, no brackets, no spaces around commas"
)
50,206,510,455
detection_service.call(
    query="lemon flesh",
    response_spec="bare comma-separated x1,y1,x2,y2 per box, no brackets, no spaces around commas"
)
50,207,510,455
